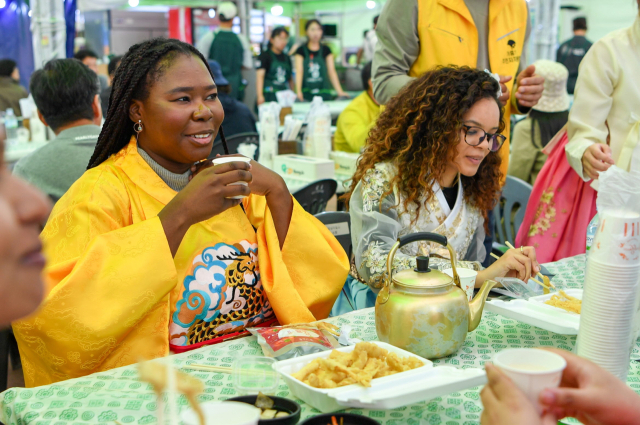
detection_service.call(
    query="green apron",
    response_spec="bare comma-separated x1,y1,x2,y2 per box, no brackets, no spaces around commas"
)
301,44,334,101
209,30,244,100
263,50,292,103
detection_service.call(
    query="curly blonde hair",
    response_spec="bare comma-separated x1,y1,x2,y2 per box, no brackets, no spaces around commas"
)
345,66,505,227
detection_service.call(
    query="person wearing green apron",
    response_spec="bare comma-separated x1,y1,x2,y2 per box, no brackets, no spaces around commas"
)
257,27,293,105
195,1,251,101
209,30,244,100
294,19,349,102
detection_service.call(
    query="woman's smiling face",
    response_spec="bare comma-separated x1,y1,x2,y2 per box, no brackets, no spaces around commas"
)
130,54,224,174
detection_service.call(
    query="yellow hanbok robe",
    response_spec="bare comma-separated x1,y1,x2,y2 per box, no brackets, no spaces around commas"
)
13,138,349,387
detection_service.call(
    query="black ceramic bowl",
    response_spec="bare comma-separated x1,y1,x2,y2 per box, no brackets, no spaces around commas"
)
299,413,381,425
227,395,301,425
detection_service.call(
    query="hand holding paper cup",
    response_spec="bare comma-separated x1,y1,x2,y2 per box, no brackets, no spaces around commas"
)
212,156,252,199
492,348,567,413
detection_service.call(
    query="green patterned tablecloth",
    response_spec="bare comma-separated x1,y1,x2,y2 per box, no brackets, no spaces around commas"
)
1,254,639,425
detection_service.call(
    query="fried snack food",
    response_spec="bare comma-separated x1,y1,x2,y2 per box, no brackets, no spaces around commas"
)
138,361,205,425
291,342,424,388
542,276,551,295
544,290,582,314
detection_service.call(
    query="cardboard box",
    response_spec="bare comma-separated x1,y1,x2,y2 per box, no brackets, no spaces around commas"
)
279,106,292,125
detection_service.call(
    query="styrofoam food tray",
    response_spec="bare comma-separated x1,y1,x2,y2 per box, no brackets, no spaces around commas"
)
274,341,486,413
486,289,582,335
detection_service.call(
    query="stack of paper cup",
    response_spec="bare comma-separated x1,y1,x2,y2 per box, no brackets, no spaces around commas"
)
577,210,640,381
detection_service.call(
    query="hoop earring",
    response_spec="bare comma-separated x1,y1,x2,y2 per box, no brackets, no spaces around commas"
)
133,120,143,140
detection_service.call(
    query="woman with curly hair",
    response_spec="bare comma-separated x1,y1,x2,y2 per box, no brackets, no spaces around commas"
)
334,66,540,313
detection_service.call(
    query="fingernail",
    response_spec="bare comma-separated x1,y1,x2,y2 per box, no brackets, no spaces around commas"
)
540,389,556,404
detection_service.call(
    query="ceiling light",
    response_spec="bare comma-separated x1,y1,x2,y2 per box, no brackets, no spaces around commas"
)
366,1,376,9
271,4,283,16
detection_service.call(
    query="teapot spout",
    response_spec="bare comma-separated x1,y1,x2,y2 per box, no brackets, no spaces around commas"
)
468,279,500,332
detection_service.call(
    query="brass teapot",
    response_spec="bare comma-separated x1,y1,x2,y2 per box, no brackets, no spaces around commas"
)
375,232,498,359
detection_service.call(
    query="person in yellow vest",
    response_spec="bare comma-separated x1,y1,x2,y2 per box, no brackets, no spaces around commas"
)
334,62,381,153
373,0,545,179
372,0,545,267
12,38,349,387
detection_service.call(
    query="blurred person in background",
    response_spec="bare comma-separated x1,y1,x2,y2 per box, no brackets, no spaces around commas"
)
566,3,640,183
0,59,28,116
508,60,570,185
556,17,592,95
13,59,102,202
0,119,51,327
357,15,379,65
294,19,349,101
100,55,123,115
74,49,109,93
208,60,256,142
197,1,253,100
334,62,380,153
257,27,294,105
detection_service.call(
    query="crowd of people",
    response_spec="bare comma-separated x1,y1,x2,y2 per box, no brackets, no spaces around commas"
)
1,1,640,424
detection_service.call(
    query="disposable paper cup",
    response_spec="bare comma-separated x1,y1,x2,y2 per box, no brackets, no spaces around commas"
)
493,348,566,413
180,401,260,425
212,156,252,199
443,267,476,302
590,211,640,265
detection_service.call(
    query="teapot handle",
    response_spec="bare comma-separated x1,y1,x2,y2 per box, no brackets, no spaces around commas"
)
385,232,461,292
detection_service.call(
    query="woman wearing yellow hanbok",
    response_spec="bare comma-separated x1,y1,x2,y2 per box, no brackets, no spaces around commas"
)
13,38,349,387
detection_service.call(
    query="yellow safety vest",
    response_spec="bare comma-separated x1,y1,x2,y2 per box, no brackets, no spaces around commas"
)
410,0,528,177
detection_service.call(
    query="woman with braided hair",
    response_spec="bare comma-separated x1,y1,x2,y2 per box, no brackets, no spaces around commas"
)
334,66,540,313
13,38,348,387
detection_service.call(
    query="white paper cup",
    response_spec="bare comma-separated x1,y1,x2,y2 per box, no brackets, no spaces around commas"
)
443,267,476,302
181,401,260,425
212,156,252,199
590,211,640,265
492,348,566,413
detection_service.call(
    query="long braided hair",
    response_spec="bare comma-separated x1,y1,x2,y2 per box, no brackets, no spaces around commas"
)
88,37,228,169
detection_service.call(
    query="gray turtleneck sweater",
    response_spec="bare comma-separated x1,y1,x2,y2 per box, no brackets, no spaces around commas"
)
137,147,191,192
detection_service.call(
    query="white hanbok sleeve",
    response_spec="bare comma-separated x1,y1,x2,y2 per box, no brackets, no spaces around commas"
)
350,166,416,292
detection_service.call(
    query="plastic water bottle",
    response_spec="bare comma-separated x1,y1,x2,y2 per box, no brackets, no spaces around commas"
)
586,213,599,251
4,108,18,146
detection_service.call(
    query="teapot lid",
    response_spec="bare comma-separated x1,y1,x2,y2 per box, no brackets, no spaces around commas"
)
392,256,453,289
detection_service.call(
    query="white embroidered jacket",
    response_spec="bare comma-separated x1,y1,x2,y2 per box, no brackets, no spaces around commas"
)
350,162,486,290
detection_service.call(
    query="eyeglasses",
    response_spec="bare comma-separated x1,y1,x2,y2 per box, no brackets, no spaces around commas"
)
461,125,506,152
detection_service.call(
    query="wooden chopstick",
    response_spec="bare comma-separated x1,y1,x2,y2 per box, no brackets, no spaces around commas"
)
183,364,278,377
491,249,551,289
183,365,233,373
504,241,557,289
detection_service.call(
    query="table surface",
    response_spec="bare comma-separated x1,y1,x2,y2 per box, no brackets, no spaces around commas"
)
2,254,639,425
5,140,47,163
292,100,352,119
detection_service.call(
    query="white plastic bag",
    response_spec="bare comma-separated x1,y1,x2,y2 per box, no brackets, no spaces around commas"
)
303,96,331,159
258,102,281,168
275,90,297,107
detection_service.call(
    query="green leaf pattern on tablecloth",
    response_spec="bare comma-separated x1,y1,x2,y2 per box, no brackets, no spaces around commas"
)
1,255,639,424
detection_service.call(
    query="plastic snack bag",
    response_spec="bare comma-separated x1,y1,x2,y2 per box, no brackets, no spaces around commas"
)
258,102,281,168
249,323,340,360
302,96,331,159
